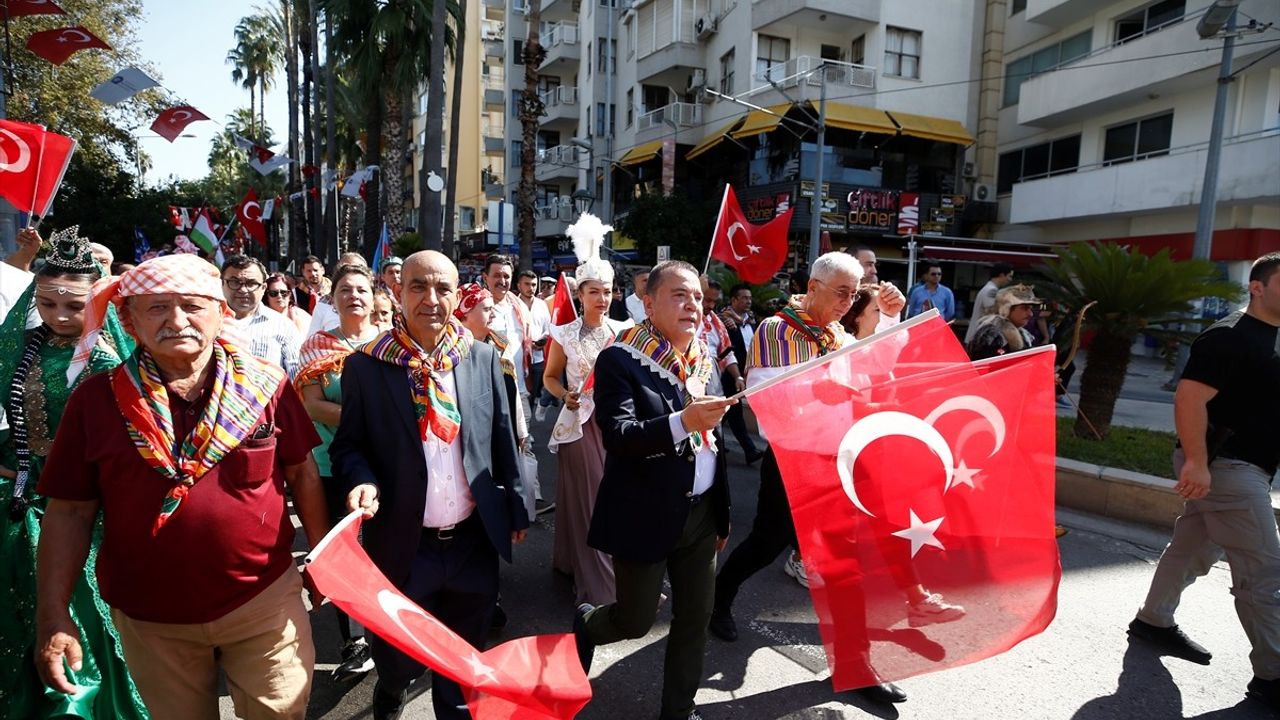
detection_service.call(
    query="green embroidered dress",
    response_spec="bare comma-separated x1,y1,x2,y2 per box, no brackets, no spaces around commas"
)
0,285,147,719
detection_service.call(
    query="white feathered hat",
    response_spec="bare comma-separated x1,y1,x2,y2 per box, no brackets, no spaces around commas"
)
566,212,614,287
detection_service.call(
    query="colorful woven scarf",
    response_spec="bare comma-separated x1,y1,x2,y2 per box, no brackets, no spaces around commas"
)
778,305,843,357
112,339,284,535
489,330,517,380
614,320,716,451
360,315,473,443
295,329,358,390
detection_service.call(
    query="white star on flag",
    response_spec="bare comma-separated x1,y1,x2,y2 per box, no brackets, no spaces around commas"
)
892,509,945,558
747,244,761,254
465,652,498,684
948,459,981,492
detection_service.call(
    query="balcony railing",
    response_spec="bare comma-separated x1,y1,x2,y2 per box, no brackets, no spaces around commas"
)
536,200,574,221
536,144,583,166
544,22,579,49
753,56,876,90
539,85,579,108
636,102,701,132
481,19,504,41
483,73,505,90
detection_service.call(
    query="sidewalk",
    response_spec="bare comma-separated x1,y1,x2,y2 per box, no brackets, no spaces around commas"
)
1056,348,1175,433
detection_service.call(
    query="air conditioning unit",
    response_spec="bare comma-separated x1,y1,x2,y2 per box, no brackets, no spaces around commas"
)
695,15,717,40
962,161,976,179
687,68,707,90
972,182,995,201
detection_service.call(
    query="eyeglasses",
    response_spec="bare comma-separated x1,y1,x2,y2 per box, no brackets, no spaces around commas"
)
265,289,291,298
927,271,942,276
814,279,855,302
225,279,264,291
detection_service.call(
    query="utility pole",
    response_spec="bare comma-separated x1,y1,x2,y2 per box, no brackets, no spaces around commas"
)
1192,9,1236,262
807,65,827,269
324,10,338,262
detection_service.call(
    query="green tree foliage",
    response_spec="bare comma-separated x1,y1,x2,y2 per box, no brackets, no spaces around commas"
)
1037,242,1242,439
614,192,717,267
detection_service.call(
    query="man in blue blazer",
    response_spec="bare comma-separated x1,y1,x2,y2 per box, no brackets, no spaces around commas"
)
575,260,734,720
331,251,529,720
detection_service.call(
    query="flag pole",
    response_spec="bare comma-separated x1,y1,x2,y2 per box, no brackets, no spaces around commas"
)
704,184,730,276
28,127,47,230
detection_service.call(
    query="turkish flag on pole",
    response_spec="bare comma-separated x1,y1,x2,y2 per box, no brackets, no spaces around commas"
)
32,128,76,217
0,120,76,217
305,512,592,719
746,315,1060,690
7,0,67,18
236,188,268,247
150,105,209,142
708,184,792,284
550,272,578,327
25,26,110,65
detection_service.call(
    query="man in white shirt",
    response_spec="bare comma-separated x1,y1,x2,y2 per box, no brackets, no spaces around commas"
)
517,270,554,421
624,269,649,323
964,262,1014,344
221,255,301,377
483,254,530,397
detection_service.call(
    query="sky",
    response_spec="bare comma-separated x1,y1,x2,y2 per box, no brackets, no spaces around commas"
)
135,0,290,183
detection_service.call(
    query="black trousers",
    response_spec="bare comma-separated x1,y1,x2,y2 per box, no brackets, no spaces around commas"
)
713,448,796,613
720,371,759,457
369,514,499,720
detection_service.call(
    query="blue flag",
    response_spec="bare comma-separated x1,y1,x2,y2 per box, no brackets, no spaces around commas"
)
372,221,390,271
133,227,150,262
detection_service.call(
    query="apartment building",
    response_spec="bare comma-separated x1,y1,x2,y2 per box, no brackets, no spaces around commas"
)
494,0,993,272
992,0,1280,282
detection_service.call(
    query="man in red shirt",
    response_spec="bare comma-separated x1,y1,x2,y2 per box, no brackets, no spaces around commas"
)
33,254,330,720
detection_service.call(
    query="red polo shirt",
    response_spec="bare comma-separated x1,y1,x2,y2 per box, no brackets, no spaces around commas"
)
38,369,321,624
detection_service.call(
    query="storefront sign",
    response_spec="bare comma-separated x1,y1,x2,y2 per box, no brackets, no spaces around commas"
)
846,188,900,233
897,192,919,235
799,180,831,199
742,191,793,223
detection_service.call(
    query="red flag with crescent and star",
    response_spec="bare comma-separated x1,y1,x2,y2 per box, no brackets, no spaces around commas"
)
235,188,268,247
25,26,110,65
709,184,792,284
745,315,1060,691
305,511,592,719
0,119,76,217
7,0,67,18
549,272,577,327
150,105,209,142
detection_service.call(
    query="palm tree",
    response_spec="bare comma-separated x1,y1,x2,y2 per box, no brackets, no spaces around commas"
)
227,15,279,140
517,0,546,272
261,0,303,263
1037,242,1242,439
420,0,451,250
441,0,467,256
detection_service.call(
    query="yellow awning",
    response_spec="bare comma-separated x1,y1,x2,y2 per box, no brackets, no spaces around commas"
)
823,102,898,136
617,140,665,166
685,118,746,161
730,103,793,139
886,110,975,146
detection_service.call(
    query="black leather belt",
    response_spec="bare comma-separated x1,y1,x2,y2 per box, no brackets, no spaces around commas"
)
422,512,479,544
686,491,705,506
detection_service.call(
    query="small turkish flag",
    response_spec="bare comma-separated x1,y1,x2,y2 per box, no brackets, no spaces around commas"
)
236,188,268,247
7,0,67,18
709,184,792,284
150,105,209,142
33,128,76,217
747,316,1060,690
25,26,110,66
0,120,76,217
549,272,578,327
168,205,184,229
306,512,592,719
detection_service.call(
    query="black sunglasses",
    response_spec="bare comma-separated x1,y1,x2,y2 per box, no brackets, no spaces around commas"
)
265,289,291,298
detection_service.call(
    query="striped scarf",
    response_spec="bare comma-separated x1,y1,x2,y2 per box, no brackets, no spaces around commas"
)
295,330,357,390
112,339,283,535
361,315,472,443
489,330,517,380
614,320,716,451
750,306,846,371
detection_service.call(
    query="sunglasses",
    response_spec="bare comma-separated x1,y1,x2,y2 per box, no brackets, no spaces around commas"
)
266,289,291,298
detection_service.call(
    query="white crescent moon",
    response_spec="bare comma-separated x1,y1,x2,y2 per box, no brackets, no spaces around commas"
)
243,201,261,220
924,396,1006,491
376,590,454,669
170,109,193,124
836,411,955,518
60,29,92,44
725,221,747,261
0,128,32,173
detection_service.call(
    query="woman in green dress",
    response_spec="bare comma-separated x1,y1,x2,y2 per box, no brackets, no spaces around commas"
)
0,227,145,719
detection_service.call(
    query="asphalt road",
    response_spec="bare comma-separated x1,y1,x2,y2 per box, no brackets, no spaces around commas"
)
220,412,1266,720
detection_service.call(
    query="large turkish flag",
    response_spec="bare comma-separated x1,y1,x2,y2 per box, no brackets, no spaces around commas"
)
747,316,1060,690
0,120,76,217
7,0,67,18
305,512,592,719
25,26,110,65
150,105,209,142
709,184,791,284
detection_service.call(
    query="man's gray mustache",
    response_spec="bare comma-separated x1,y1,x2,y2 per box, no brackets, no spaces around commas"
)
155,328,205,342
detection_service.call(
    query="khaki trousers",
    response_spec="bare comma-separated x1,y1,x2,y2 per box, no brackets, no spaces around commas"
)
111,568,314,720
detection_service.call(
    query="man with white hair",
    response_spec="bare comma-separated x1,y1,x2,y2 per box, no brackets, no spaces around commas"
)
89,242,114,270
708,251,934,705
34,254,330,720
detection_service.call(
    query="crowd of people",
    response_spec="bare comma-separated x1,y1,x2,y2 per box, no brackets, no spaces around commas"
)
0,217,1276,720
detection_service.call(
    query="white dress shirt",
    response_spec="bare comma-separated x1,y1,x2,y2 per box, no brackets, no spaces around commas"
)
625,293,647,323
418,369,477,528
306,299,339,338
490,293,528,389
227,304,302,377
668,411,715,496
521,294,551,364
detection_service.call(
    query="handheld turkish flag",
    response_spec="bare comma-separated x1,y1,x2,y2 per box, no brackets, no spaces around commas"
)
25,26,110,65
7,0,67,18
550,272,578,327
0,120,76,217
306,512,592,719
709,184,791,284
746,315,1060,690
236,188,268,247
150,105,209,142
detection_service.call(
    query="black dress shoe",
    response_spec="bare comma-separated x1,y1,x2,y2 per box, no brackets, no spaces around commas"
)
573,603,596,673
853,682,907,704
708,610,738,642
1248,676,1280,712
1128,618,1212,664
372,681,408,720
491,602,509,632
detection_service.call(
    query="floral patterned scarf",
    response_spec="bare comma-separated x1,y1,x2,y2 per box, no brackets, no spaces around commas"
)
360,315,473,443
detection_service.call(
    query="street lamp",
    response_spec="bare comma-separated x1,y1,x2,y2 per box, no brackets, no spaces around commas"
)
571,188,595,217
1198,0,1240,37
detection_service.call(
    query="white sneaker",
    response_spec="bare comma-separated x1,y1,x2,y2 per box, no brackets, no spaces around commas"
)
908,593,966,627
783,550,809,588
534,404,547,422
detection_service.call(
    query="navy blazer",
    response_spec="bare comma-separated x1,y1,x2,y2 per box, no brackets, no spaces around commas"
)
588,345,731,564
330,342,529,588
